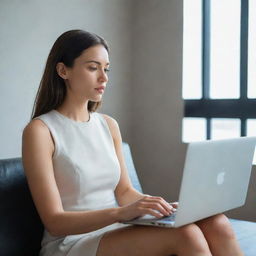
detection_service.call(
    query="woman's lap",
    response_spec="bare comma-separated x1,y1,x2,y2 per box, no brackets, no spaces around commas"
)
96,214,236,256
95,224,182,256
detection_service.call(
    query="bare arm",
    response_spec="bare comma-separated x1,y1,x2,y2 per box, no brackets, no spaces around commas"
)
101,115,175,220
22,120,121,236
117,187,145,206
101,114,147,205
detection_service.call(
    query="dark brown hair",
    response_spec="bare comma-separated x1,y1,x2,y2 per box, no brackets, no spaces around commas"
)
31,29,109,120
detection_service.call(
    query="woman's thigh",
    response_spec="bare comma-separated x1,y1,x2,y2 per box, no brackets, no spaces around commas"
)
96,223,208,256
96,225,179,256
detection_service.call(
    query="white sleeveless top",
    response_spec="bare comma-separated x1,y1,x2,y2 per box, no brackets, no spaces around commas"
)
35,110,130,256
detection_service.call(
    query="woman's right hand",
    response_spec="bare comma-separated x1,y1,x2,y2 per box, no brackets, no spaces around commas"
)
116,195,175,222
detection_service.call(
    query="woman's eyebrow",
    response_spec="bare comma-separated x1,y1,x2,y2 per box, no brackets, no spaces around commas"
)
84,60,110,66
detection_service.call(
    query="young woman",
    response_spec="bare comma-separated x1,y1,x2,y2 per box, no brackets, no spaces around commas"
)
22,29,244,256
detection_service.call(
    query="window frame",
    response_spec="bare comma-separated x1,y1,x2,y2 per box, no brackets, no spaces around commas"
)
184,0,256,139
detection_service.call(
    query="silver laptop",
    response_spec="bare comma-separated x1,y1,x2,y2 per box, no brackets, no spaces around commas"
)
122,136,256,228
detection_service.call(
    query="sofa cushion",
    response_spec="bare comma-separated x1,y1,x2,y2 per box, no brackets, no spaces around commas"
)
0,157,43,256
122,142,143,193
229,218,256,255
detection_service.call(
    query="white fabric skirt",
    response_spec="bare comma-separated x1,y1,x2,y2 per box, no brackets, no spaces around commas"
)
39,223,131,256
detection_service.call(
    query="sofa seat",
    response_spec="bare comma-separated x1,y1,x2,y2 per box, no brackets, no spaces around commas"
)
229,218,256,255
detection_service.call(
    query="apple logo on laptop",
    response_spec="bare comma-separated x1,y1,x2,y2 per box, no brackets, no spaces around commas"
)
217,171,226,185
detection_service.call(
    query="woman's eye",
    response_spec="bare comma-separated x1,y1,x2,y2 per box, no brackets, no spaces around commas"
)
88,67,110,73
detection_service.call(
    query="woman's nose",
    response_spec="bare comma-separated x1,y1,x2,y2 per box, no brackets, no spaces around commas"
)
99,69,108,82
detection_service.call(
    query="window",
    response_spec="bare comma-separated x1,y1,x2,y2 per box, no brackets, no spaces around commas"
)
182,0,256,164
248,0,256,98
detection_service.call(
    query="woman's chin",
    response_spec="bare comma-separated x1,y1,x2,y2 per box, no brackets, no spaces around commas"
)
89,96,103,103
94,94,104,101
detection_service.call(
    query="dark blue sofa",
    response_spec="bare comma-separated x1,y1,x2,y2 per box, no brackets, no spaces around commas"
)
0,142,255,255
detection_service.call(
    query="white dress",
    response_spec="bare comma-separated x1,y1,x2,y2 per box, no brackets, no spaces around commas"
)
35,109,131,256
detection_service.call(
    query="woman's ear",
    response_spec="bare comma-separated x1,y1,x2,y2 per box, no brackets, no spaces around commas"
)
56,62,69,79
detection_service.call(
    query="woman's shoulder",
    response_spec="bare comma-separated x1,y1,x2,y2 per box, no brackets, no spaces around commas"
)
98,113,119,128
23,110,58,133
97,113,120,141
99,113,116,123
22,119,55,155
22,118,52,143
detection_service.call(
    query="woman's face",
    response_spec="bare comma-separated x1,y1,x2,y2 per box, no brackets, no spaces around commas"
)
63,44,110,102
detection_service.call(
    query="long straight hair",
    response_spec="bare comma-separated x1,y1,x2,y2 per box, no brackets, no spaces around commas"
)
31,29,109,120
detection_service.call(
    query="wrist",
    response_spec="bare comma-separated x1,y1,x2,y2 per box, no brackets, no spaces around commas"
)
111,207,122,222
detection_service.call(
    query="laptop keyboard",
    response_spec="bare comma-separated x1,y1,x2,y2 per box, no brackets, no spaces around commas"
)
137,212,176,222
159,212,176,222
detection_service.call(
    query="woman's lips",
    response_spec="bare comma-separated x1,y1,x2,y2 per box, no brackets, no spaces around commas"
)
95,88,104,94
